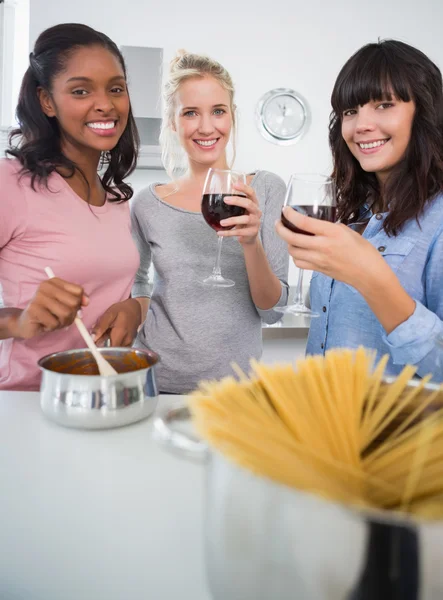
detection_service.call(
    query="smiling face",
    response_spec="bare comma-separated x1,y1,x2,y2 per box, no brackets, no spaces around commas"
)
341,95,416,184
173,75,233,170
38,44,130,161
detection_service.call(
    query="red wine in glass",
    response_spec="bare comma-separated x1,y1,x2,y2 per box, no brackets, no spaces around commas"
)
281,205,337,235
202,193,247,232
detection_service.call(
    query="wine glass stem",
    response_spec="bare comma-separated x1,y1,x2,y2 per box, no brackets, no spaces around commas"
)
212,236,224,277
294,268,304,305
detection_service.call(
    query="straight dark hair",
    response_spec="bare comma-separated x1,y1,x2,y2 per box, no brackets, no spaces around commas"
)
7,23,139,202
329,39,443,235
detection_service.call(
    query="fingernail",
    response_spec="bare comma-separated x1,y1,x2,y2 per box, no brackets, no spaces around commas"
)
77,309,83,318
90,333,96,342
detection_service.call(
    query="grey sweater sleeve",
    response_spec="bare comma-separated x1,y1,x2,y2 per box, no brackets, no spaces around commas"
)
255,171,289,324
131,194,153,298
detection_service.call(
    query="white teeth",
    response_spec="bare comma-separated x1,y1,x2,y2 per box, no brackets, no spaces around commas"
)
195,139,217,147
87,121,116,130
358,139,388,149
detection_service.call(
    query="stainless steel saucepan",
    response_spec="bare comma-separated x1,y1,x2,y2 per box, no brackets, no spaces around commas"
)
39,347,159,429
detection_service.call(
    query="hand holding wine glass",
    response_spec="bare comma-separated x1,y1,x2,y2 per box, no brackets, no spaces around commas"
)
276,173,336,317
215,180,262,246
201,168,247,287
276,174,388,297
277,208,387,289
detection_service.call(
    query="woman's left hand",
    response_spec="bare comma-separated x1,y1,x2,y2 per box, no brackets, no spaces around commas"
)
218,181,262,246
275,207,387,289
91,298,142,347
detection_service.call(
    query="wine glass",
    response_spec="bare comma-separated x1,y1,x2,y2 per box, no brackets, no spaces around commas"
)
201,168,247,287
278,173,336,317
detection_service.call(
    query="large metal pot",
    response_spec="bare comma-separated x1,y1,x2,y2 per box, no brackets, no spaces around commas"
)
153,387,443,600
38,347,159,429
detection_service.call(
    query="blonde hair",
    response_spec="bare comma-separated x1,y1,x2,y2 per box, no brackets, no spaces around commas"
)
159,49,237,179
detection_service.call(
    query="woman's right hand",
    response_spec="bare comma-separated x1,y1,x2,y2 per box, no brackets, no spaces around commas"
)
9,278,88,340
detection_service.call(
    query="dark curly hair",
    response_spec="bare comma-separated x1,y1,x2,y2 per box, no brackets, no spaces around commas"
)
7,23,139,202
329,39,443,235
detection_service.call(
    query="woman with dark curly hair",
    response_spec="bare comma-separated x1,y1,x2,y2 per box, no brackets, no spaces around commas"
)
276,39,443,380
0,23,143,390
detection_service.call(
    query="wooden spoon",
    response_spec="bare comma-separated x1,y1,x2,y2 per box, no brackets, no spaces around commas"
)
44,267,118,376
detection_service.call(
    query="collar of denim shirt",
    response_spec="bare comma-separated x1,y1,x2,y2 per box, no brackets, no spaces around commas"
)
349,200,389,236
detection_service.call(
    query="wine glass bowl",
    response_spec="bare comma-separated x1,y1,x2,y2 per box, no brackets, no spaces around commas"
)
281,204,337,235
201,192,246,231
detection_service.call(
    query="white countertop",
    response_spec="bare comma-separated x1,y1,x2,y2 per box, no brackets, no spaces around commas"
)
263,312,310,329
0,392,211,600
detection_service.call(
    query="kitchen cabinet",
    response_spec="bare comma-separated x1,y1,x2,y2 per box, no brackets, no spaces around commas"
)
121,44,163,169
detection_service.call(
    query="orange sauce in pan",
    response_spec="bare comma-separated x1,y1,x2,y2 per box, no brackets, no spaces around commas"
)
43,350,155,375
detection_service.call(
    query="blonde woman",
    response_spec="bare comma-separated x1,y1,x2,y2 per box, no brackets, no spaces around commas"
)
95,51,289,393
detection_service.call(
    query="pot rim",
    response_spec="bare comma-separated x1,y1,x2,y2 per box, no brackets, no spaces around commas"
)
37,346,160,379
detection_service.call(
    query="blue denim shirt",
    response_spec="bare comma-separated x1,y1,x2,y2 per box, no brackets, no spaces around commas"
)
306,193,443,381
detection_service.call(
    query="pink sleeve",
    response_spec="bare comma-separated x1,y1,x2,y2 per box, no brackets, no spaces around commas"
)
0,159,28,249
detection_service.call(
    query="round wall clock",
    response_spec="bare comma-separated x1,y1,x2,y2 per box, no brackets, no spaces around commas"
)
256,88,311,145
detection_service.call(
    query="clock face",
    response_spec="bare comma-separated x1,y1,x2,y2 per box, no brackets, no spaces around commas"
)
256,88,310,145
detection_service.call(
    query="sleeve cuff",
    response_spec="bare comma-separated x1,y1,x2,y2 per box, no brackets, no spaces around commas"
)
383,300,443,365
131,281,153,299
257,283,289,325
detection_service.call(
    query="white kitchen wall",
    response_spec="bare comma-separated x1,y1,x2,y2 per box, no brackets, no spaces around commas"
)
29,0,443,180
27,0,443,287
0,0,30,126
11,0,30,126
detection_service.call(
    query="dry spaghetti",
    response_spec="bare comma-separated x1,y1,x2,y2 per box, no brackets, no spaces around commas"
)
189,347,443,519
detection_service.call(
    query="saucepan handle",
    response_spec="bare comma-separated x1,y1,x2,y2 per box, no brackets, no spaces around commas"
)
153,403,208,462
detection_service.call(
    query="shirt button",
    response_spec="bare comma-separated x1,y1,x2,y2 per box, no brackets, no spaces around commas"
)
321,343,324,349
322,306,327,312
378,246,386,252
375,213,383,220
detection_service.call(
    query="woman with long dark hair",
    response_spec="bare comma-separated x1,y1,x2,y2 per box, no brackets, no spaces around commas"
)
276,40,443,380
0,23,142,390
